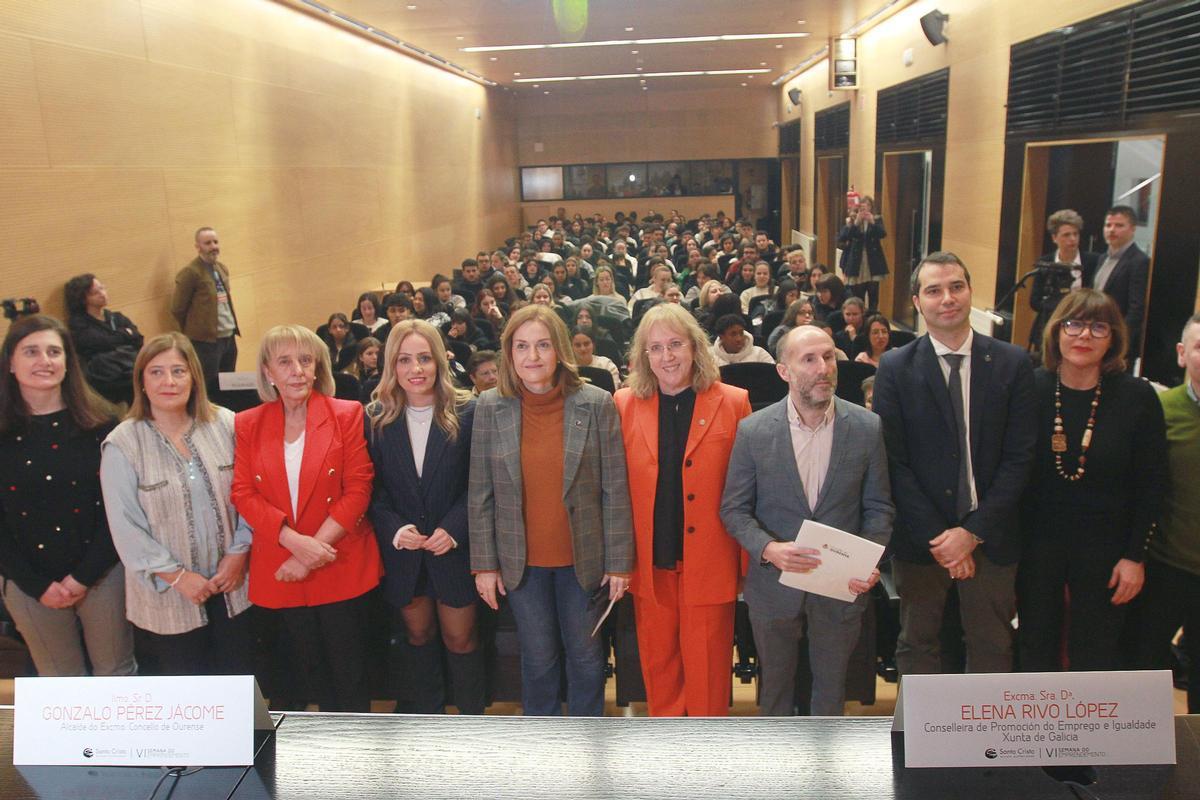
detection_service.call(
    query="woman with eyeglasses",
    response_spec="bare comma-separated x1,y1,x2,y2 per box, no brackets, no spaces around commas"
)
613,304,750,716
1016,289,1167,672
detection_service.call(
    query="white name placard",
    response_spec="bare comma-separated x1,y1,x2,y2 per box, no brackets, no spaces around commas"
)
217,371,258,391
895,670,1176,768
13,675,272,766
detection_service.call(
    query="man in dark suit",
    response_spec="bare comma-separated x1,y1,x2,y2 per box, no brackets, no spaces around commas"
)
1090,205,1151,363
873,252,1037,676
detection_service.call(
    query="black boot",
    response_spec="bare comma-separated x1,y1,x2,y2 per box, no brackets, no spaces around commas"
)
446,649,487,715
401,640,446,714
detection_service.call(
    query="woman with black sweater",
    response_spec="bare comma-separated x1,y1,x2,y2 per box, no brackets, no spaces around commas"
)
1017,290,1167,672
0,315,135,676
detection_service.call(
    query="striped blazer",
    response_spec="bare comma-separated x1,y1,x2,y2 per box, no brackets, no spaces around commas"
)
468,383,633,592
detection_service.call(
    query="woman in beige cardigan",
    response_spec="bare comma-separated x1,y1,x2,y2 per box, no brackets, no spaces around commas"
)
100,332,252,675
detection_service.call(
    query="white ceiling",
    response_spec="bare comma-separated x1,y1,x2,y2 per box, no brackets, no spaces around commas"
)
317,0,893,92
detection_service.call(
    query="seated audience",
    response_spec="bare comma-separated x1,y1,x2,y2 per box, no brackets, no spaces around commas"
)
65,273,143,404
321,312,358,372
571,329,621,388
812,274,846,322
767,299,817,358
711,314,775,366
352,292,389,338
739,261,774,314
465,350,499,396
854,314,893,367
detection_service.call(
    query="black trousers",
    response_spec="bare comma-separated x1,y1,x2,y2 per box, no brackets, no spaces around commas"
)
192,336,238,386
276,593,371,712
1017,534,1126,672
134,597,254,676
1139,558,1200,713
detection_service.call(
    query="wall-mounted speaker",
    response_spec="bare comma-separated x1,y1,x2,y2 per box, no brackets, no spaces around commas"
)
920,10,949,46
787,87,802,106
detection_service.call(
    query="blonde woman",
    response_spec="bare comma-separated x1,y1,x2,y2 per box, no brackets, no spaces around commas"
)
469,304,633,716
231,325,381,711
580,265,631,321
100,333,252,674
614,304,751,715
366,320,483,714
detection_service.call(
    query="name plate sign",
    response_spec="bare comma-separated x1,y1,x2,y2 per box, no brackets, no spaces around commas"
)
14,675,271,766
895,670,1176,768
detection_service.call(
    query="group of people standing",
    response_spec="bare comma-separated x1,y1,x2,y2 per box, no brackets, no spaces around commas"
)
0,206,1195,720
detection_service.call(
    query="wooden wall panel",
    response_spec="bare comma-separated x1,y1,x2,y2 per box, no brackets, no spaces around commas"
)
0,35,49,167
0,169,173,321
0,0,519,362
0,0,147,59
33,42,240,168
517,87,778,165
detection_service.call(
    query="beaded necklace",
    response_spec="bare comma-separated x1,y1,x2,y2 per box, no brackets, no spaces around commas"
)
1052,371,1102,482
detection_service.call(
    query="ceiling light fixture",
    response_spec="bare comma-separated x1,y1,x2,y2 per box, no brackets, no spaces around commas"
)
625,26,635,32
772,0,903,86
512,68,770,83
461,32,808,52
406,4,417,9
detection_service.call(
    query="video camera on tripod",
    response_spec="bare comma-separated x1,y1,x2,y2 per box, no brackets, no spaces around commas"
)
1,298,40,321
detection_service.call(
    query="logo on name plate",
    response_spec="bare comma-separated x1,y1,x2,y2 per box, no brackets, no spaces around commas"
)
984,748,998,759
82,748,94,758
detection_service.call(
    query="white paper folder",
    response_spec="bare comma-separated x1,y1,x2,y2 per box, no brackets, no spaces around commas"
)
777,519,885,602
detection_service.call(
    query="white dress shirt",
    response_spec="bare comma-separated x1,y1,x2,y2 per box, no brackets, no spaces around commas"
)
787,396,836,512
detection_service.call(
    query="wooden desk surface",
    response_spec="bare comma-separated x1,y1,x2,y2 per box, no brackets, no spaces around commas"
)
2,709,1198,799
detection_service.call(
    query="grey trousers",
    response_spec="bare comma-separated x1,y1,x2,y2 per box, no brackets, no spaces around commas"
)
1,565,136,677
750,591,867,716
894,552,1017,676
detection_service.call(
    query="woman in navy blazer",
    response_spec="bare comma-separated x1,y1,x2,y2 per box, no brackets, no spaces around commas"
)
366,320,483,715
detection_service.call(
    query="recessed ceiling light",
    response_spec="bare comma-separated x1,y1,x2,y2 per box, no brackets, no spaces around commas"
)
775,44,784,48
797,20,806,25
760,61,767,66
533,83,539,88
455,35,464,41
631,50,638,54
406,4,417,9
513,71,521,76
642,86,649,90
740,82,747,86
489,56,498,61
461,32,808,52
543,90,550,94
513,68,770,83
625,27,634,32
636,67,642,71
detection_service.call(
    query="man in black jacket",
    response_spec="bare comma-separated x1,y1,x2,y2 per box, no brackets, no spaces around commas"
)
873,252,1037,676
1090,205,1150,364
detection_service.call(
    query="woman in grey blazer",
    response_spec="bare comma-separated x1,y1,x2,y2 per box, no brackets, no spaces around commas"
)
469,304,634,716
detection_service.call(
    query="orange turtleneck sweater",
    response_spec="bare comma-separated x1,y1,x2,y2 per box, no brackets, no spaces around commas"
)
520,382,574,567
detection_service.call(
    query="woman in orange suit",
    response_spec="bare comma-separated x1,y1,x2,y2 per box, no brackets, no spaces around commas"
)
614,303,751,715
231,325,381,712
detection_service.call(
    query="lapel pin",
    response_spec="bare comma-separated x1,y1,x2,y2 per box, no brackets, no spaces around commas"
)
575,419,582,426
984,354,992,362
699,419,706,426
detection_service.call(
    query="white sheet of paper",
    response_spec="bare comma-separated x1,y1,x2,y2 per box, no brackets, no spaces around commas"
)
777,519,885,602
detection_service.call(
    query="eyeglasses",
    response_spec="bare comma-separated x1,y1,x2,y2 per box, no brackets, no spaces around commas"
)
646,340,690,357
1062,319,1111,339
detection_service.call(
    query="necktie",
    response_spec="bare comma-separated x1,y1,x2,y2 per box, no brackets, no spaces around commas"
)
944,353,971,521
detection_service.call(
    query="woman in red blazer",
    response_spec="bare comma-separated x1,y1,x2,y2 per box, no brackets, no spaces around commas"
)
614,304,751,716
232,325,381,712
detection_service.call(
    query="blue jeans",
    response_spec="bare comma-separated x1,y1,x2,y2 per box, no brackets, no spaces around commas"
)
505,566,605,716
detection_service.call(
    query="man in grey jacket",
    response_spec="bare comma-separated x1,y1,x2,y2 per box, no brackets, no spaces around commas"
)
721,326,893,715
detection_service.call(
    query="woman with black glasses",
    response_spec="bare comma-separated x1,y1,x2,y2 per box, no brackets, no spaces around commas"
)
1017,289,1167,672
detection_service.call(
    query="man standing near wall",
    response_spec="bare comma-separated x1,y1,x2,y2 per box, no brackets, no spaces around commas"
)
1091,205,1150,364
872,252,1037,676
171,226,239,384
